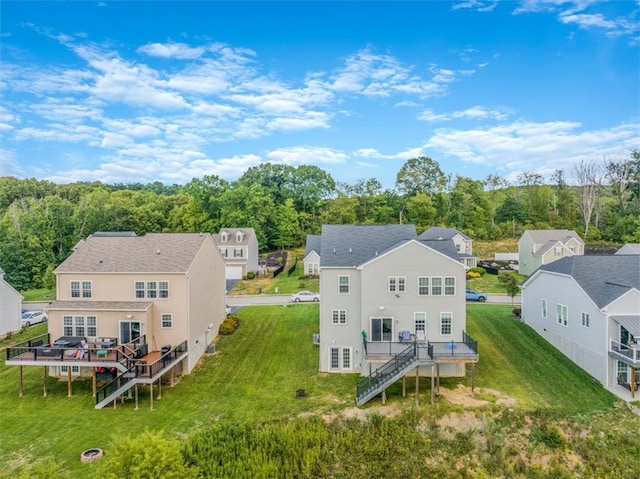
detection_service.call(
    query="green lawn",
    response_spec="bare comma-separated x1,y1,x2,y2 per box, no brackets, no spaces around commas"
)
0,304,620,476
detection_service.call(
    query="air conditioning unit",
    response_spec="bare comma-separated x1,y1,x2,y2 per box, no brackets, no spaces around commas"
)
312,334,320,345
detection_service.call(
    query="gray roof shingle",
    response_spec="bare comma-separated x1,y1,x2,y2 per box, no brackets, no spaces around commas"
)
305,235,321,257
54,233,213,274
526,229,584,246
536,255,640,308
419,226,471,241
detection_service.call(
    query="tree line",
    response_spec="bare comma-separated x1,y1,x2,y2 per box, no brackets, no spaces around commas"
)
1,151,638,291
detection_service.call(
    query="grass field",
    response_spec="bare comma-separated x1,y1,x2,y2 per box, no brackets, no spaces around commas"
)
0,304,628,477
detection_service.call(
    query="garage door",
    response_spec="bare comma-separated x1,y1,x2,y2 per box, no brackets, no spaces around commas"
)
225,266,243,279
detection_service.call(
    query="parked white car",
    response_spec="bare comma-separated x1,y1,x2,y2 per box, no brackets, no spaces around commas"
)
21,310,48,327
291,291,320,302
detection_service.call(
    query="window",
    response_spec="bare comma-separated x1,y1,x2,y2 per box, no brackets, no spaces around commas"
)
159,281,169,299
70,281,80,298
161,314,173,328
617,360,628,383
415,312,426,333
82,281,92,298
221,232,228,242
542,299,547,318
236,232,243,242
398,277,406,292
418,277,429,296
431,277,442,295
557,304,568,326
135,281,145,299
444,277,455,296
329,347,352,370
332,310,347,325
371,318,393,341
60,365,80,373
389,276,397,292
87,316,97,337
339,275,350,294
75,316,85,336
555,246,563,257
440,312,452,335
146,281,157,298
135,280,169,299
63,316,73,336
581,312,590,328
234,248,243,258
306,263,319,274
388,276,406,292
221,248,228,258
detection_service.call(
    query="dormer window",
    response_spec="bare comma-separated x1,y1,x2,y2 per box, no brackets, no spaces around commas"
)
221,232,228,243
236,231,243,242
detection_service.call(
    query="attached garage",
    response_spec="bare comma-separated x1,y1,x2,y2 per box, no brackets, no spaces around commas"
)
225,266,243,279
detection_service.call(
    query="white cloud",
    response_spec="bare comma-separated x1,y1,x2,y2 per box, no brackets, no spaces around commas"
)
266,146,347,166
137,42,206,60
419,105,512,122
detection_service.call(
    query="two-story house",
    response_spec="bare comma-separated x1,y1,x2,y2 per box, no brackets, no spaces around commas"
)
0,267,22,337
5,232,226,408
521,255,640,400
518,229,584,276
213,228,259,279
418,227,477,268
317,224,479,405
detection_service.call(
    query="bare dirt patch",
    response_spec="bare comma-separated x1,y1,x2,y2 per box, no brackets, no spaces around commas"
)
438,384,517,407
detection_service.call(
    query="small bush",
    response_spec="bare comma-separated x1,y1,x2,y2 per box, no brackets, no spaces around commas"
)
219,315,240,335
246,271,255,280
512,308,521,317
468,267,486,276
467,271,481,279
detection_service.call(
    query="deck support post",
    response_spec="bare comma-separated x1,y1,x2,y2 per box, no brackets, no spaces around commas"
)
436,364,440,394
18,366,23,397
430,365,435,405
43,366,48,397
631,367,636,399
92,368,97,397
402,376,406,397
157,377,162,400
381,388,386,405
67,366,72,397
134,384,139,410
150,383,154,410
471,363,476,393
415,366,419,405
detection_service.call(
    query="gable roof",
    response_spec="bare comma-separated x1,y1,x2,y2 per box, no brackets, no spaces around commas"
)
419,226,471,241
616,243,640,254
213,228,255,246
533,239,572,257
55,233,214,274
530,255,640,308
524,229,584,246
305,235,321,257
319,224,417,267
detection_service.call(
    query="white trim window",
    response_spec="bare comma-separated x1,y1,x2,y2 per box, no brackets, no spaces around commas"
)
542,299,547,319
63,315,96,337
431,277,443,296
221,232,228,242
161,314,173,328
338,275,350,294
234,248,243,258
135,280,169,299
581,312,590,328
440,312,452,335
418,277,429,296
444,277,455,296
388,276,406,293
159,281,169,299
87,316,97,337
414,312,426,333
306,263,319,275
70,280,92,298
332,309,347,325
329,347,352,370
557,304,568,327
554,246,563,257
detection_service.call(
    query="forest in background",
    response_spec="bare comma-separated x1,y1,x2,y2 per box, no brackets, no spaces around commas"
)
1,151,638,291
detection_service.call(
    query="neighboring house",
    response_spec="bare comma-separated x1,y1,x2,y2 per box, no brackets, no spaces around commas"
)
0,267,23,337
213,228,259,279
6,233,226,408
616,244,640,255
317,224,479,405
303,235,321,276
518,229,584,276
419,227,477,268
521,255,640,400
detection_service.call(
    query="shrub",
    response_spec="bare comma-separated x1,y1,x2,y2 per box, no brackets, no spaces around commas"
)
468,267,486,276
467,271,481,279
246,271,255,279
219,315,240,335
512,308,521,317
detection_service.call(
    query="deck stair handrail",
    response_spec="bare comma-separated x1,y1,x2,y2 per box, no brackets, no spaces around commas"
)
356,344,418,406
95,340,188,409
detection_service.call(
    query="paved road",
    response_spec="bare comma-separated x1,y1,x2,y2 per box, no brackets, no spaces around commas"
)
226,294,521,308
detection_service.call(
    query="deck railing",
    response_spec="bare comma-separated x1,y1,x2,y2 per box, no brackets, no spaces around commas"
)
5,333,51,360
610,339,640,363
356,344,417,400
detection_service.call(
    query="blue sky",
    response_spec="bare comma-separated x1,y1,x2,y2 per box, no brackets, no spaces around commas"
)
1,1,638,189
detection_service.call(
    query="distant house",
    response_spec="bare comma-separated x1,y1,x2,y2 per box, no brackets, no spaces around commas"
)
616,244,640,255
0,267,22,337
303,235,321,276
518,229,584,276
6,233,226,408
521,255,640,400
212,228,259,279
418,227,477,268
317,224,479,405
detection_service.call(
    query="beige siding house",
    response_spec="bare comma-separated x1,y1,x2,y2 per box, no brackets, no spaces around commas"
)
6,233,226,407
317,225,479,405
0,267,22,337
518,229,584,276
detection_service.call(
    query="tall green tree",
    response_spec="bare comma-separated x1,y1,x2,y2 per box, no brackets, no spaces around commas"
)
395,156,446,196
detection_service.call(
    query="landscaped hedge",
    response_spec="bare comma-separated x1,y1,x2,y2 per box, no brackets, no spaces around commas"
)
219,315,240,335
